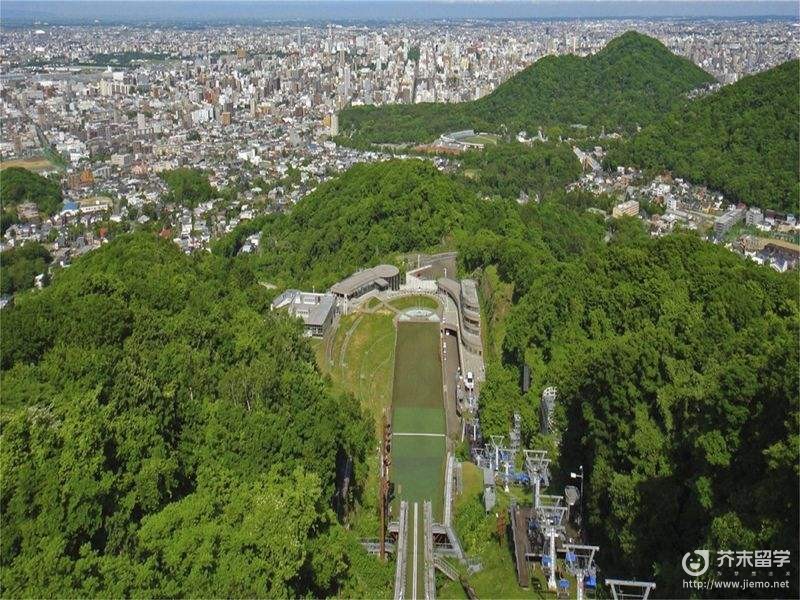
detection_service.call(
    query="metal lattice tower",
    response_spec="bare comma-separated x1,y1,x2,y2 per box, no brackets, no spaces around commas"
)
509,412,522,450
540,387,557,434
524,449,551,507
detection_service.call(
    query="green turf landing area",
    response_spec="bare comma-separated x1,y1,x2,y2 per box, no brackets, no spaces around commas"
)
392,435,446,519
392,321,443,413
390,320,446,521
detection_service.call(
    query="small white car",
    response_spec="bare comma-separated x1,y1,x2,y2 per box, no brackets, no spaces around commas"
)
465,371,475,391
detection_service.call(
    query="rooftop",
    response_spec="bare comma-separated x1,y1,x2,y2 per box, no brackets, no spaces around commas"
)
330,264,399,297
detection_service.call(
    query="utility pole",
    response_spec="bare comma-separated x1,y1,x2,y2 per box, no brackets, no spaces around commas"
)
579,464,584,540
379,411,391,561
496,510,506,546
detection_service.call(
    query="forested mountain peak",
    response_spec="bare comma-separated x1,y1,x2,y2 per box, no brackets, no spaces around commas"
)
339,31,713,145
596,30,676,58
217,159,513,289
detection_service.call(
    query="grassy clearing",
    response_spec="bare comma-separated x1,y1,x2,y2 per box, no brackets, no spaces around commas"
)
309,337,326,370
438,462,555,599
388,295,439,311
0,157,56,172
313,311,397,540
322,312,396,435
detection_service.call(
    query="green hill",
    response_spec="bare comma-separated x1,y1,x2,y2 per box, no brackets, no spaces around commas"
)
606,60,800,213
221,159,520,289
0,166,63,217
340,31,713,145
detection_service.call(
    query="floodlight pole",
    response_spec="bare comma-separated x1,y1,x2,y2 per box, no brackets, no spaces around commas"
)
606,579,656,600
570,466,585,539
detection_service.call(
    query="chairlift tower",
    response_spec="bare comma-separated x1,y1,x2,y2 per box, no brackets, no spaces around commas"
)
489,435,506,471
536,495,568,592
605,579,656,600
523,449,550,507
564,544,600,600
474,446,488,469
486,435,517,491
509,412,522,450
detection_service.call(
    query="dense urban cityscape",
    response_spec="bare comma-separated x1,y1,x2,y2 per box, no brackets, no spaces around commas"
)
1,4,798,600
1,20,798,269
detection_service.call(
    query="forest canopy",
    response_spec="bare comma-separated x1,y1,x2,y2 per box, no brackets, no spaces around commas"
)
606,60,800,213
0,242,51,296
457,142,581,200
459,201,799,598
159,168,217,208
0,233,388,597
219,159,521,290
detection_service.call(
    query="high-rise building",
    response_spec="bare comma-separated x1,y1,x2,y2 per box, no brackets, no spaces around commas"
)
330,113,339,136
343,65,351,99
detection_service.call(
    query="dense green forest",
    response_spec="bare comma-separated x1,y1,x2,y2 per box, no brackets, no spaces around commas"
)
457,142,581,199
217,159,520,289
0,234,393,597
606,60,800,213
0,242,52,295
459,205,798,597
0,167,63,217
159,168,217,208
339,31,713,145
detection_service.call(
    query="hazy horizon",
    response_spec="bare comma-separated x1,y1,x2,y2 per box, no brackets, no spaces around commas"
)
2,0,798,27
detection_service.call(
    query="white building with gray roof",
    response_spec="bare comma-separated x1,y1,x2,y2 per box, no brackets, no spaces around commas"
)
271,289,337,337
